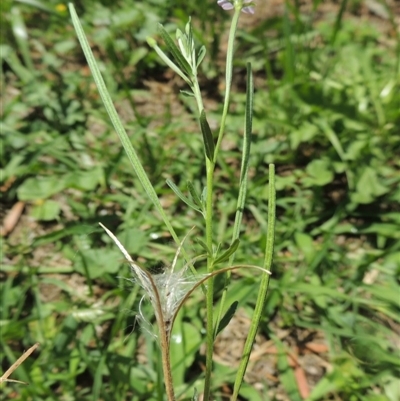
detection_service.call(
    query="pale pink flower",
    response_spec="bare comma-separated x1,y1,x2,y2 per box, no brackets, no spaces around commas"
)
217,0,255,15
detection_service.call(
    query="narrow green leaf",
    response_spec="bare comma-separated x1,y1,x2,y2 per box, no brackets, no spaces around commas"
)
68,4,182,251
166,179,202,213
158,24,193,78
185,17,192,44
215,62,254,364
274,337,302,401
1,45,33,83
15,0,60,14
180,89,195,97
147,37,191,85
196,45,206,68
191,388,198,401
200,186,207,205
93,355,107,401
317,119,353,189
216,301,238,336
187,180,203,209
214,239,240,265
231,164,275,400
10,6,34,72
231,62,253,240
184,18,194,62
199,110,215,161
195,238,212,256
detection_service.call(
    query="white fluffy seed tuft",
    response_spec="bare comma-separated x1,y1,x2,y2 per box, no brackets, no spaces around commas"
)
100,223,202,338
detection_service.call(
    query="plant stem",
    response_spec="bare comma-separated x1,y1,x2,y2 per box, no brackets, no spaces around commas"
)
202,9,241,400
203,156,215,400
213,8,241,163
192,78,215,400
159,330,175,401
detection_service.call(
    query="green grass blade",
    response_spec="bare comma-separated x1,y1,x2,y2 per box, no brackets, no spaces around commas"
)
274,337,302,401
231,164,276,400
68,4,181,248
330,0,349,46
10,6,34,72
283,5,295,83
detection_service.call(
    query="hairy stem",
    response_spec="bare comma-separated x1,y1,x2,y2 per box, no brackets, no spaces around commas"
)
159,330,175,401
203,157,215,400
213,8,241,163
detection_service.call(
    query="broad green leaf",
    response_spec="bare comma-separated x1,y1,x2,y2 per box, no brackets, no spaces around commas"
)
352,167,389,204
289,122,319,149
117,228,149,255
74,248,122,278
17,176,67,200
66,167,104,191
170,314,202,386
305,159,334,186
294,232,315,264
31,199,61,221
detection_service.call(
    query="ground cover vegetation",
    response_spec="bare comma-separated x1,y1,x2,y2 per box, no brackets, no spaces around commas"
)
1,0,399,400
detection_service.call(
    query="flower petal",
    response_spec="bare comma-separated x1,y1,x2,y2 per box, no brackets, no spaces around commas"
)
242,0,255,14
242,6,255,14
217,0,234,10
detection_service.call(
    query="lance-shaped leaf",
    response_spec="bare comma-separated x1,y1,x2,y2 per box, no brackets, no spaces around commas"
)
191,388,198,401
215,301,238,336
199,110,215,161
159,24,193,78
196,45,206,68
180,90,195,97
231,165,276,400
148,37,191,85
214,239,240,265
214,63,254,350
195,238,212,256
187,180,203,210
68,4,182,252
166,179,203,214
